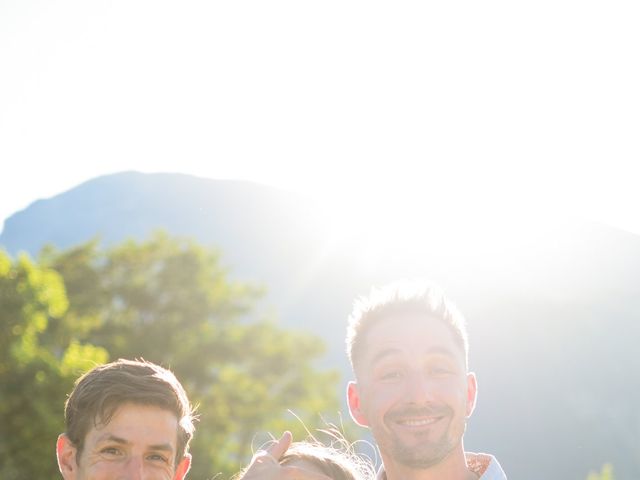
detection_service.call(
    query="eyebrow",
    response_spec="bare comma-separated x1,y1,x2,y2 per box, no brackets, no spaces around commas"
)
96,434,174,452
96,434,129,445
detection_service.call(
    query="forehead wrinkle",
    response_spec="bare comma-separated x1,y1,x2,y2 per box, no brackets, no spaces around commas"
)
369,344,461,366
365,316,465,354
148,443,175,452
422,345,459,359
95,433,129,445
371,347,402,366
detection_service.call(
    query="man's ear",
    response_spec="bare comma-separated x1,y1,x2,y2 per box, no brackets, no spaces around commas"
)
347,381,369,427
465,372,478,418
56,434,78,480
173,453,192,480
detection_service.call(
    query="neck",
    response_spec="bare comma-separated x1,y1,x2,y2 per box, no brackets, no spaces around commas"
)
380,445,478,480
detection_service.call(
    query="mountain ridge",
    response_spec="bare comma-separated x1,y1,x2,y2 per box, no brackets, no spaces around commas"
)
2,171,639,480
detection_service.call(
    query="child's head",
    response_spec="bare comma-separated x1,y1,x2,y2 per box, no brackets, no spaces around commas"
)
280,440,374,480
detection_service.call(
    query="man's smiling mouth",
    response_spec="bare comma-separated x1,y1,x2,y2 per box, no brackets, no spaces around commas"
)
396,416,442,427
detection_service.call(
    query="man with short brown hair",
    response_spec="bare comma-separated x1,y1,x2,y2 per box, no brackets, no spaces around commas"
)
346,280,507,480
56,358,195,480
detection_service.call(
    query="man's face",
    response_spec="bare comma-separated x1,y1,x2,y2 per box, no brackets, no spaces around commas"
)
57,403,191,480
347,314,476,469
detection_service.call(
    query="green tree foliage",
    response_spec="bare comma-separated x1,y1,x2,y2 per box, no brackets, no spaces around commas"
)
587,464,615,480
0,250,108,480
3,232,339,479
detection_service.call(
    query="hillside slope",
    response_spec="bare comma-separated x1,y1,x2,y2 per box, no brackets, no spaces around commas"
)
2,171,639,479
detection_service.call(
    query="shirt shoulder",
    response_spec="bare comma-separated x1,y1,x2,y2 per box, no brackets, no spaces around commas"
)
465,452,507,480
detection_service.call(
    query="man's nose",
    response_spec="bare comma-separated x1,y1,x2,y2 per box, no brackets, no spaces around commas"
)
404,371,435,403
121,455,145,480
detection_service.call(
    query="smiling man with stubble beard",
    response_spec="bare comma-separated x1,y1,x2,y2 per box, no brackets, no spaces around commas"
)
346,281,507,480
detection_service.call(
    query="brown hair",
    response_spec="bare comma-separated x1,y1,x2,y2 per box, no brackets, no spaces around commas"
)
234,428,375,480
346,280,469,375
63,358,195,463
280,441,374,480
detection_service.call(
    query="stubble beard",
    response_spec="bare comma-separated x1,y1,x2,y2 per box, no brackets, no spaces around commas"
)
379,406,467,469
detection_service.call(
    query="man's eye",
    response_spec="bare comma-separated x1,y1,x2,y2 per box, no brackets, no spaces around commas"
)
147,453,169,463
380,370,403,380
100,447,122,456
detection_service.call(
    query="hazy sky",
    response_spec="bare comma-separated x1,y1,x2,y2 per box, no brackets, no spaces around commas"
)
2,1,639,236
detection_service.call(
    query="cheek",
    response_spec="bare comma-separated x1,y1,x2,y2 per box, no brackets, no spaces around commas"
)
363,385,403,416
445,382,473,415
436,376,469,397
83,459,123,479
